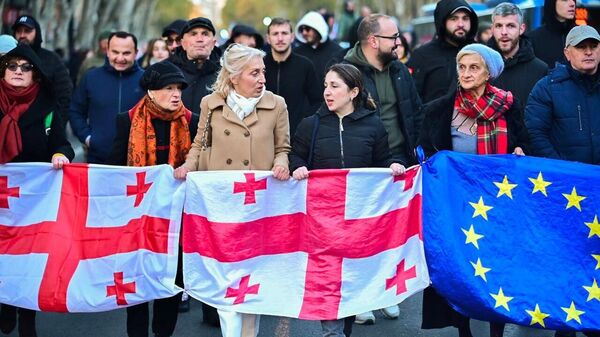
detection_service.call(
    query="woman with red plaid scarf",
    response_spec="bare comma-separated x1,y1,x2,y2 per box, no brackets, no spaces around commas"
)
417,43,529,337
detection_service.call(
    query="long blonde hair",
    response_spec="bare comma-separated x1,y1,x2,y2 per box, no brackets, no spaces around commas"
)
211,43,266,97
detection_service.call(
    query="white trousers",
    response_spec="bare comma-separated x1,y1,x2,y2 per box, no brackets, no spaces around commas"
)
217,309,260,337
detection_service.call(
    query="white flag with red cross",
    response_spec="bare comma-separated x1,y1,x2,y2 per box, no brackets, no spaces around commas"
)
0,163,183,312
183,167,429,320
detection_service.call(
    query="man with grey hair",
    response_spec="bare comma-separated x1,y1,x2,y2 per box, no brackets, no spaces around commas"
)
488,2,547,105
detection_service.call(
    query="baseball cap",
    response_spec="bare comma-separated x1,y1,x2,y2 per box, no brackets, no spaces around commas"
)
11,15,36,31
565,25,600,47
181,17,215,37
451,6,472,15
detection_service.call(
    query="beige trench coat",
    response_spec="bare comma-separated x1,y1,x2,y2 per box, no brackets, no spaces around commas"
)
182,90,290,171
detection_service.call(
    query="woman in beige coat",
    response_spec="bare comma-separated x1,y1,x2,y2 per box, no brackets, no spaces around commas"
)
174,43,290,337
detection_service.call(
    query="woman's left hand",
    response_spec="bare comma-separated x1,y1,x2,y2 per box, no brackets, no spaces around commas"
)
390,163,406,176
52,155,69,169
513,147,525,156
272,165,290,180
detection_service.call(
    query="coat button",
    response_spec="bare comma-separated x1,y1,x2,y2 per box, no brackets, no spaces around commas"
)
226,158,232,165
243,159,249,166
224,129,231,135
244,131,250,137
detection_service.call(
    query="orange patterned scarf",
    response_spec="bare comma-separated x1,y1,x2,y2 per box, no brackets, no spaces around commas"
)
127,96,191,167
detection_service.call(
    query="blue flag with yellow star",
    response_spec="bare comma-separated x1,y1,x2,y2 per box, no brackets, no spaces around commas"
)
423,151,600,330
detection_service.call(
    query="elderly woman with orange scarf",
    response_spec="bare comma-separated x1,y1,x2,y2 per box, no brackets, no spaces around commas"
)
418,43,528,337
106,60,198,337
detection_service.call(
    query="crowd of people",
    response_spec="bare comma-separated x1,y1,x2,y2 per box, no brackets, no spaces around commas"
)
0,0,599,336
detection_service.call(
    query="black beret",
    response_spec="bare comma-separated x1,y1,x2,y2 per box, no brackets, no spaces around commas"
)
139,61,188,91
181,17,215,36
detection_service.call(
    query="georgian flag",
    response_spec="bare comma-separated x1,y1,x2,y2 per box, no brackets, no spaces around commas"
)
183,167,429,320
0,163,183,312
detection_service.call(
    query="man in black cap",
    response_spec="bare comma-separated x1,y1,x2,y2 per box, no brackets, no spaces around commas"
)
407,0,478,103
168,17,221,116
162,19,187,55
220,24,264,51
12,14,73,127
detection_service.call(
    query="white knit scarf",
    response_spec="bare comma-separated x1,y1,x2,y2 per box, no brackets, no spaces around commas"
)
226,88,265,121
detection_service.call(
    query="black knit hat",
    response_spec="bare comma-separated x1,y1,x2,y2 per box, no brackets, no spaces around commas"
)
162,19,187,38
181,17,215,36
139,61,188,91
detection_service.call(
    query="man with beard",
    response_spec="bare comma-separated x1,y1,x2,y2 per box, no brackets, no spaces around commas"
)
12,15,72,127
264,18,321,135
294,11,343,90
168,17,221,116
488,2,547,106
407,0,478,103
529,0,576,68
344,15,422,325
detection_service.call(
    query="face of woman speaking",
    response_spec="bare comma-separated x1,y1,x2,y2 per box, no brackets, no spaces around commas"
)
3,57,34,89
323,70,357,114
149,83,184,112
457,53,489,94
231,57,266,98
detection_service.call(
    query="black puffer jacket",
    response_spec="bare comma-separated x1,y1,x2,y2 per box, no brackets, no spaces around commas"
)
289,105,394,171
489,36,548,105
2,44,74,163
13,15,73,128
529,0,576,68
168,47,220,115
407,0,478,103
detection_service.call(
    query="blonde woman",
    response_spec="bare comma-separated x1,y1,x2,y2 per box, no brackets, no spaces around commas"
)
174,43,290,337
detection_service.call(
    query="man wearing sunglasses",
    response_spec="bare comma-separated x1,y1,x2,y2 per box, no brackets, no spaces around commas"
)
162,19,186,55
12,15,73,128
407,0,478,103
294,11,343,93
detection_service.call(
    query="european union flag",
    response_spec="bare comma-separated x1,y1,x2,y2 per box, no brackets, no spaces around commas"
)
423,151,600,330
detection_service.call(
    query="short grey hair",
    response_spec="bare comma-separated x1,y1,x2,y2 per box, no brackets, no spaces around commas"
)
492,2,524,25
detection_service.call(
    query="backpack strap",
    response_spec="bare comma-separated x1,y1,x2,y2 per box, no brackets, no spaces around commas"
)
307,115,320,169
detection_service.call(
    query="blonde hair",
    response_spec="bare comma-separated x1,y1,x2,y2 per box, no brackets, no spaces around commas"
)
211,43,266,97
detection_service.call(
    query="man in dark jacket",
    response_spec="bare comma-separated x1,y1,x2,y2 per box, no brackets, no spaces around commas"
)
407,0,478,103
12,15,73,127
529,0,576,68
345,14,422,166
488,2,548,105
163,19,187,55
69,32,144,164
168,17,220,116
294,11,343,89
526,25,600,166
265,18,322,136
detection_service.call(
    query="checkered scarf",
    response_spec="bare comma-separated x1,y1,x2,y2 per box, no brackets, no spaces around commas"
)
454,84,513,155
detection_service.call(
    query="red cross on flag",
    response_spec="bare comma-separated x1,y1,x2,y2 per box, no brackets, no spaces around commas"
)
0,163,184,312
183,167,428,320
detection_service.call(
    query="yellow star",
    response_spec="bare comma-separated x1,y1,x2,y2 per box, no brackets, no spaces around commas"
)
526,304,550,327
490,288,513,311
585,215,600,238
592,254,600,270
528,172,552,196
470,258,491,282
462,225,484,249
563,187,586,211
583,279,600,302
494,176,518,199
561,301,585,324
469,197,493,220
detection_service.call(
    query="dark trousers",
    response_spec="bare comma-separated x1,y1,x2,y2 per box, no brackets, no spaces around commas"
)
126,248,184,337
0,305,37,337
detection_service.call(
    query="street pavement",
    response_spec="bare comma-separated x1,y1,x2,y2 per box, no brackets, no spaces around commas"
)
6,293,562,337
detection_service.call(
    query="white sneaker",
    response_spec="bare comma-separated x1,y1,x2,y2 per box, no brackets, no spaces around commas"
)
354,311,375,325
381,305,399,319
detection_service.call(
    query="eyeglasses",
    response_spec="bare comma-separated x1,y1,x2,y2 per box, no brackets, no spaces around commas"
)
6,63,34,72
374,33,401,40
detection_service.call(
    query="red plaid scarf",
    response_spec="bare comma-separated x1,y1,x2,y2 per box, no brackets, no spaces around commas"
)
454,84,513,154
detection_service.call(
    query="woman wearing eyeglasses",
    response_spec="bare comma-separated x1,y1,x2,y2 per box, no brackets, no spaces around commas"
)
0,44,74,337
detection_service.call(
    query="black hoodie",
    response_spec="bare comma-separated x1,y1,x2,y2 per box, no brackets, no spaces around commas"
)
488,36,548,105
529,0,576,68
12,15,73,128
407,0,478,103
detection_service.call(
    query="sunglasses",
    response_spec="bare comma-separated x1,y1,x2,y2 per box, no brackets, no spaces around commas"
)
166,38,181,45
299,26,312,32
6,63,34,72
374,33,401,40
